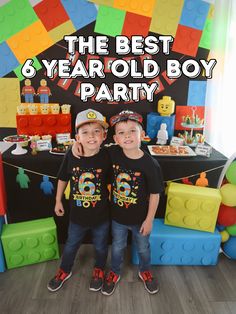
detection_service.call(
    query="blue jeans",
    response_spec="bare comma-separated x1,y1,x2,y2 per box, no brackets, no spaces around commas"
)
111,220,151,274
25,94,34,103
60,221,109,273
39,94,49,103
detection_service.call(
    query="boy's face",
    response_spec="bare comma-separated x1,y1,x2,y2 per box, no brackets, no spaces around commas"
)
113,120,144,151
76,122,106,151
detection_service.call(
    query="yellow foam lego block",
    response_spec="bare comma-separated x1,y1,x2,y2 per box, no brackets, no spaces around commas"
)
0,78,20,128
7,20,53,64
165,182,222,233
208,4,214,20
49,20,76,44
150,0,184,37
89,0,114,6
114,0,156,17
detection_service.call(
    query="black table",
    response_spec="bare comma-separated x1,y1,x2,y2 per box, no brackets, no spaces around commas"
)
2,144,227,243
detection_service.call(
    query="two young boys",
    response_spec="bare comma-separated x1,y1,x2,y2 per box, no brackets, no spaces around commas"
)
48,109,164,295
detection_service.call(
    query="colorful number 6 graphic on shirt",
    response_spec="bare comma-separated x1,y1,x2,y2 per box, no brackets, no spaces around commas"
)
116,173,131,196
79,172,95,195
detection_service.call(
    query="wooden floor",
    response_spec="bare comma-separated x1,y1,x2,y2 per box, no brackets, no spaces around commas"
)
0,244,236,314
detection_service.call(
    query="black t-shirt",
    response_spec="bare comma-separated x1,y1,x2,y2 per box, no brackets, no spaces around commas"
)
108,145,164,225
57,148,111,227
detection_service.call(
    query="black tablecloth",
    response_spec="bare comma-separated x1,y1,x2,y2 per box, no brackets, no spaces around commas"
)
2,144,227,243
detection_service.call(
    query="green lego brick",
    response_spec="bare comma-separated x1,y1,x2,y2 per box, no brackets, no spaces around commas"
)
14,57,42,81
0,0,38,44
1,217,59,269
95,5,126,37
199,19,212,50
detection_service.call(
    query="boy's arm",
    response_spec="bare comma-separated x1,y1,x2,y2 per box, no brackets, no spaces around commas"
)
55,180,68,216
139,193,160,236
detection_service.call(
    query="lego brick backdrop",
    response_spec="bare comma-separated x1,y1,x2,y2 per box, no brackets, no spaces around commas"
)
0,0,213,139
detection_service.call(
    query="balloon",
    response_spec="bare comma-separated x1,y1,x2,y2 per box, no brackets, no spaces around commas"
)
226,161,236,185
226,223,236,236
220,184,236,207
220,230,230,243
217,204,236,226
223,236,236,259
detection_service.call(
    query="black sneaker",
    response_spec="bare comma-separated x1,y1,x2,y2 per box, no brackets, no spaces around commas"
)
47,269,72,292
89,268,104,291
138,271,159,294
101,271,120,296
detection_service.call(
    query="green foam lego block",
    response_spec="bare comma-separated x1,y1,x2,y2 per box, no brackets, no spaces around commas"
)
1,217,59,269
14,57,42,81
199,19,212,49
95,5,126,37
0,0,38,44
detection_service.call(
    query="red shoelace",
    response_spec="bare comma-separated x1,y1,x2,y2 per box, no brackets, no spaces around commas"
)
55,269,68,280
106,271,119,284
140,271,153,282
93,268,104,280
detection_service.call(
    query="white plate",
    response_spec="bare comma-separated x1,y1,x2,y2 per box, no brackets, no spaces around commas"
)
148,145,196,157
49,149,66,155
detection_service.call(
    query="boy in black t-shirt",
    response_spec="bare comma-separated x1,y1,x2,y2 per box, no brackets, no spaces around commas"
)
47,109,111,293
101,110,164,296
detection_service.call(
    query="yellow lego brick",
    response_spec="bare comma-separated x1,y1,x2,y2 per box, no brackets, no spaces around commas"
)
208,4,214,20
89,0,114,6
0,78,20,127
114,0,155,17
6,20,53,64
165,182,222,233
49,20,76,44
150,0,184,37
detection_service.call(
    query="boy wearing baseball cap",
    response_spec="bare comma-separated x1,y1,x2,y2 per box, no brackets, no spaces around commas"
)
48,109,111,293
101,110,164,296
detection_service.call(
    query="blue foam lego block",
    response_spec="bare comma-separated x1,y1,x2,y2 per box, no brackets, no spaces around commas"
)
180,0,210,31
187,80,207,107
0,216,6,272
61,0,97,31
0,42,19,77
146,113,175,140
132,219,221,265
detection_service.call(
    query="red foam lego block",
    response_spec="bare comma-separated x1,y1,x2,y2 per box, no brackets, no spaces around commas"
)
122,12,151,38
16,114,71,138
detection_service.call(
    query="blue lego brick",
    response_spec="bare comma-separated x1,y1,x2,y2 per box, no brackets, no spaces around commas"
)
0,216,6,272
132,219,221,265
61,0,97,31
187,80,207,107
146,113,175,140
0,42,19,77
180,0,210,31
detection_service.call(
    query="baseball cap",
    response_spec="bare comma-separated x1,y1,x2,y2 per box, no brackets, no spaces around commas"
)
110,110,143,127
75,109,109,130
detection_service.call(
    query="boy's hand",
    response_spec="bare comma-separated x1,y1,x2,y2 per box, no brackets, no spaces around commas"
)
54,201,65,216
72,141,84,158
139,219,153,236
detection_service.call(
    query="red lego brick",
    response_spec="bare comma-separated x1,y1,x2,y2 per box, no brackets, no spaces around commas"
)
122,12,151,38
172,25,202,57
16,114,71,138
34,0,70,31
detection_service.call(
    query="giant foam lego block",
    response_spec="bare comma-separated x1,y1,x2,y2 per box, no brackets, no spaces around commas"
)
61,0,97,31
179,0,210,31
95,5,125,37
114,0,155,18
0,0,38,44
0,153,7,216
7,20,53,64
0,42,19,78
187,81,207,107
122,12,151,38
146,113,175,140
172,25,202,57
150,0,184,37
0,78,21,128
165,183,222,233
34,0,69,31
1,217,59,269
16,113,71,138
0,216,6,272
132,219,221,265
49,20,76,44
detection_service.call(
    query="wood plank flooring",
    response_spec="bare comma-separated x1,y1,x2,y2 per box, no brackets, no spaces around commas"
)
0,245,236,314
